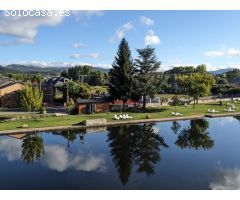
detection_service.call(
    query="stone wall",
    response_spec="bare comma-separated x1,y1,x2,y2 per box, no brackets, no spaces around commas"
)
83,119,107,126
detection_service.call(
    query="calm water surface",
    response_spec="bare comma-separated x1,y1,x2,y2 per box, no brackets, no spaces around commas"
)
0,117,240,189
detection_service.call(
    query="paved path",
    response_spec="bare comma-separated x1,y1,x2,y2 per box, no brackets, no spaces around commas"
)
205,112,240,118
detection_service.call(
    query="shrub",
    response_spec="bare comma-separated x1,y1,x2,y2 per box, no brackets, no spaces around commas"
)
171,95,181,106
66,98,76,114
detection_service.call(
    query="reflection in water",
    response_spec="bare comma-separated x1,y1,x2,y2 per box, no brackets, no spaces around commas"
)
210,168,240,189
107,123,168,185
0,137,21,161
234,116,240,123
53,130,78,150
41,145,106,172
0,135,106,172
175,119,214,150
21,133,44,164
171,121,181,134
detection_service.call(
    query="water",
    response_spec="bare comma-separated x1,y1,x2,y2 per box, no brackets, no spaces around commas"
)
0,117,240,189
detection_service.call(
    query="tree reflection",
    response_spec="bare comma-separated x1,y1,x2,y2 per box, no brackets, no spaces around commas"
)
21,133,44,164
133,124,168,175
107,123,168,185
234,116,240,123
175,119,214,150
171,121,181,134
52,130,77,150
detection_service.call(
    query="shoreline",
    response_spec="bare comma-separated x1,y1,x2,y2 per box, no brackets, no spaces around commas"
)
0,112,240,135
0,114,204,135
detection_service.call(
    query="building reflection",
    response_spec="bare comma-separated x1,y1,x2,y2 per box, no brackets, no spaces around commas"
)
107,123,168,185
175,119,214,150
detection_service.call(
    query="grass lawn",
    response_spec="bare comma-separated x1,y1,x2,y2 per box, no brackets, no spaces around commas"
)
0,101,239,131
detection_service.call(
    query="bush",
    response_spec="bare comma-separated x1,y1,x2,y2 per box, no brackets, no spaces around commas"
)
66,98,76,114
171,95,181,106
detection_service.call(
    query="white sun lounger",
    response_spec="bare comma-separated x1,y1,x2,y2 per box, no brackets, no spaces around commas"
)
113,114,120,120
172,112,183,116
224,108,235,112
208,109,219,113
126,114,133,119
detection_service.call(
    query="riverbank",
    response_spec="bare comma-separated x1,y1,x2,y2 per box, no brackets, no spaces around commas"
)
0,101,240,134
0,114,205,135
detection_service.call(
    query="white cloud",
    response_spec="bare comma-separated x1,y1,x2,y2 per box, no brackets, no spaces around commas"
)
0,137,22,161
204,50,225,57
41,145,107,172
109,21,133,43
70,53,99,59
71,11,104,20
72,43,85,49
210,168,240,189
144,29,160,46
0,11,104,46
0,60,111,69
227,48,240,56
0,11,65,46
204,47,240,57
140,16,154,26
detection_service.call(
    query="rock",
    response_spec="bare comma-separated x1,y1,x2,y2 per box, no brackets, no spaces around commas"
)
21,124,28,128
146,114,151,119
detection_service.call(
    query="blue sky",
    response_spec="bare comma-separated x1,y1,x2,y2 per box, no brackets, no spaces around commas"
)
1,10,240,71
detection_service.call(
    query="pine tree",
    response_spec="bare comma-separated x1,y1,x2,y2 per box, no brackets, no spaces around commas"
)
134,46,161,109
108,38,135,109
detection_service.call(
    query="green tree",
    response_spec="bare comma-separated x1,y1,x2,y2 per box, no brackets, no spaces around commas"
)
134,46,161,109
61,65,108,86
177,73,215,108
195,64,207,74
19,84,43,111
63,81,92,100
108,38,135,108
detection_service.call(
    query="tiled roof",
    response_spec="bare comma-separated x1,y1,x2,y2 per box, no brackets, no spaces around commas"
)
0,81,22,90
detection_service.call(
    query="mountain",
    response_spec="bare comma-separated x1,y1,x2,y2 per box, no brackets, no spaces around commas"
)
209,68,234,75
0,65,19,73
4,64,110,75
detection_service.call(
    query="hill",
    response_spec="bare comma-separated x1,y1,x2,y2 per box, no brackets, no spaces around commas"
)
209,68,234,75
0,65,19,73
4,64,110,75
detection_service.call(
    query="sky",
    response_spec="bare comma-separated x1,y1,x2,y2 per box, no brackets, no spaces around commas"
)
1,10,240,71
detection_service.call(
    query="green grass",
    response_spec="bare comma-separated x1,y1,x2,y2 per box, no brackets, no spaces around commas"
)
0,101,239,131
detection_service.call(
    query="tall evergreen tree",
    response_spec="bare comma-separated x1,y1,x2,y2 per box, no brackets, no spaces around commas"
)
108,38,135,109
134,46,161,109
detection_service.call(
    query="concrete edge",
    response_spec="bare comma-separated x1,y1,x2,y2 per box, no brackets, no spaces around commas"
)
1,112,240,135
0,115,204,135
